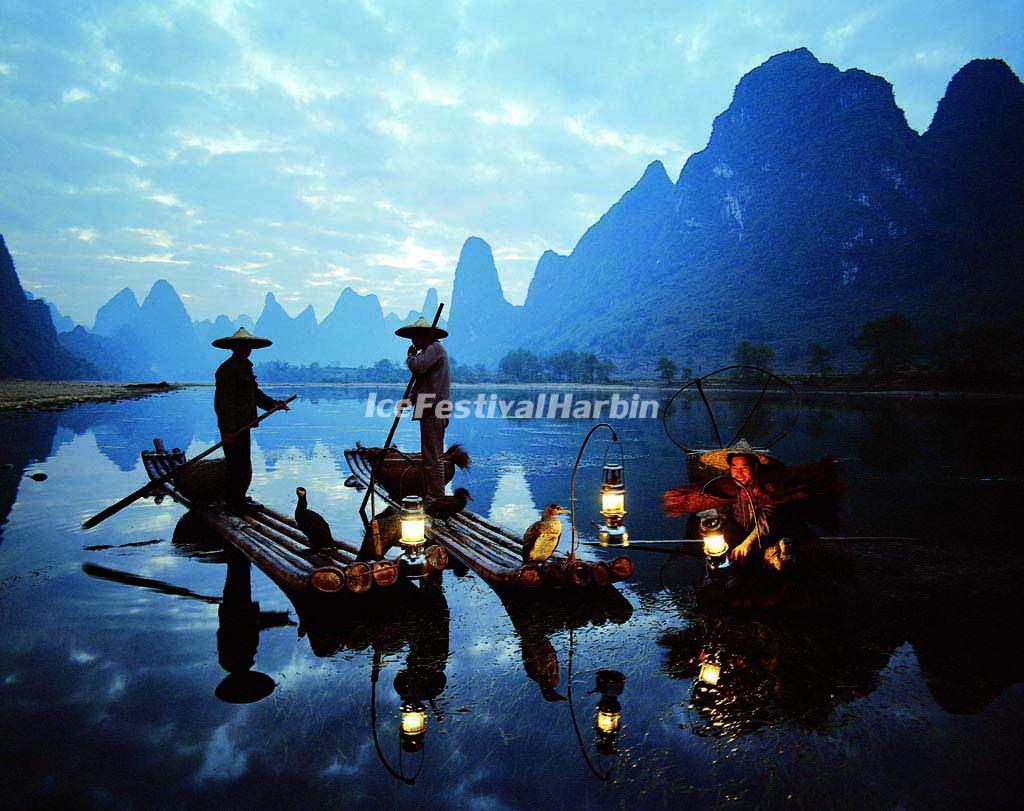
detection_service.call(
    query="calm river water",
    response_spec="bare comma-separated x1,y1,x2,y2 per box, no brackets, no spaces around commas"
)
1,385,1022,808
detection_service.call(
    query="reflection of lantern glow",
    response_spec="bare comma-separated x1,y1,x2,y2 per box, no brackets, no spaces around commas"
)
698,662,721,686
596,708,622,734
400,496,426,549
400,703,427,736
703,532,728,558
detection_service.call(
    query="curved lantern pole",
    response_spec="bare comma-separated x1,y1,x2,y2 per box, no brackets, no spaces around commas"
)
569,422,624,557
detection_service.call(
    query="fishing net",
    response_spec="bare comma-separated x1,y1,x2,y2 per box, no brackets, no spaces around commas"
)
661,366,800,482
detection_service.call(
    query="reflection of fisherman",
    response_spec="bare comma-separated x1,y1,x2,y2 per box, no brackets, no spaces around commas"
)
215,551,289,703
212,328,290,513
396,316,451,503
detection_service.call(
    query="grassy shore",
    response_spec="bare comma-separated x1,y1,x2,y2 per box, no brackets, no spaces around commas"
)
0,380,184,411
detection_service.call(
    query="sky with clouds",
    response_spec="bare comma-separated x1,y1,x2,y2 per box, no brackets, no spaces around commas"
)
2,0,1021,325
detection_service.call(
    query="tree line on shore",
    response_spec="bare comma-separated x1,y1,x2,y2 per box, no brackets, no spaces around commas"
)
255,313,1021,388
655,314,1023,387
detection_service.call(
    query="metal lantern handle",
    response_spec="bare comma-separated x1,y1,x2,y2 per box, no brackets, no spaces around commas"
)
601,439,627,487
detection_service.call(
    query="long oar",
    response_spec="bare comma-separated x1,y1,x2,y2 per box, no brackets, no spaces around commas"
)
82,394,297,529
359,302,444,525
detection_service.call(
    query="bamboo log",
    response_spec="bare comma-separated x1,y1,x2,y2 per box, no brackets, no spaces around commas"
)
238,514,337,569
254,511,360,567
609,556,634,581
565,559,592,588
371,560,399,588
451,530,519,570
518,564,544,589
591,561,611,587
200,513,308,592
545,561,566,588
345,562,373,593
311,567,345,593
260,507,365,559
425,544,449,573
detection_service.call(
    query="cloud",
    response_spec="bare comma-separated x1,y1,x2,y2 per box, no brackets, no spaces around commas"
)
475,101,534,127
563,116,685,159
62,87,91,103
365,237,452,272
124,227,172,248
98,253,189,265
824,11,878,51
65,227,98,243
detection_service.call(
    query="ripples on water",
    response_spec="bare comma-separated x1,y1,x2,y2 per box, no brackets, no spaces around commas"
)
1,385,1022,808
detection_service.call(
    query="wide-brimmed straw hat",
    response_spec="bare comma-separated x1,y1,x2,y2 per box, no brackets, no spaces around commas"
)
698,439,781,471
212,327,273,350
395,315,448,340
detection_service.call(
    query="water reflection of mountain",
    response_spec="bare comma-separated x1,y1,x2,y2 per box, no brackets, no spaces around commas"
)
660,544,1024,733
60,396,205,472
0,412,60,538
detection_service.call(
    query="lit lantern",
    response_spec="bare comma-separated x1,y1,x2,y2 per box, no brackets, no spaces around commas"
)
399,700,427,752
698,661,721,686
400,495,426,550
598,462,628,544
703,532,728,558
697,509,729,571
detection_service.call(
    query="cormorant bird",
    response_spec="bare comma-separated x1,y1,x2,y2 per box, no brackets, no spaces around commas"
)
295,487,334,549
426,487,472,522
521,504,569,563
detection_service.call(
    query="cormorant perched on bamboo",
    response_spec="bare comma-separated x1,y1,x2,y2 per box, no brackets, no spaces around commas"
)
522,504,569,563
425,487,472,522
295,487,333,548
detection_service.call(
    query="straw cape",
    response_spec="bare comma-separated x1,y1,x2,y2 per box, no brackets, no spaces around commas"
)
698,439,781,472
212,327,273,350
395,315,448,340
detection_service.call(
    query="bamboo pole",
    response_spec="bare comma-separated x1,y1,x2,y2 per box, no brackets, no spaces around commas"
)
84,395,297,529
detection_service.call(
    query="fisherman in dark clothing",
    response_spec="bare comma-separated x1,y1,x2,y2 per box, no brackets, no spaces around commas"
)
213,327,290,513
663,440,842,571
396,316,451,503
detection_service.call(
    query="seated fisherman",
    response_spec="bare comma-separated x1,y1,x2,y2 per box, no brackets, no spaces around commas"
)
664,441,841,570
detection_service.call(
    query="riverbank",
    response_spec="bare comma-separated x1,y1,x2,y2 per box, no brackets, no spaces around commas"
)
0,380,185,411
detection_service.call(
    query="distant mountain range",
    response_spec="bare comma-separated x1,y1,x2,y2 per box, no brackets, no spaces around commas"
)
447,50,1024,372
2,48,1021,381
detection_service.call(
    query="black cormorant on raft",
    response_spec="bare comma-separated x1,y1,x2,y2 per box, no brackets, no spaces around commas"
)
345,445,634,592
141,439,446,597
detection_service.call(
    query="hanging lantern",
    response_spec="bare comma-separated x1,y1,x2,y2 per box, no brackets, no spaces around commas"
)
593,669,626,756
400,496,426,549
697,509,729,571
399,495,428,576
399,700,427,752
598,462,628,544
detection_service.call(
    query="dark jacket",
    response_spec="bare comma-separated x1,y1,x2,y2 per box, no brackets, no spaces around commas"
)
406,341,451,419
215,355,276,434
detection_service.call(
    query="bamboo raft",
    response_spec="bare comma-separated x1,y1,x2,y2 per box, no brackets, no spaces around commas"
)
142,439,445,596
345,446,634,591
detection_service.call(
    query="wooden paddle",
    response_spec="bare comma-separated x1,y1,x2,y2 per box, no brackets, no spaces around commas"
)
82,394,297,529
359,302,444,525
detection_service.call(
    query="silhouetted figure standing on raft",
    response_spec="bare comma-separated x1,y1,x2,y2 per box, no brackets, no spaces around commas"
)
212,327,289,514
396,316,451,504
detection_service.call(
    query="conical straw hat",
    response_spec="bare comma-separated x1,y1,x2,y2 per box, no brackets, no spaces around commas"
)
698,439,780,471
395,315,448,339
212,327,273,349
